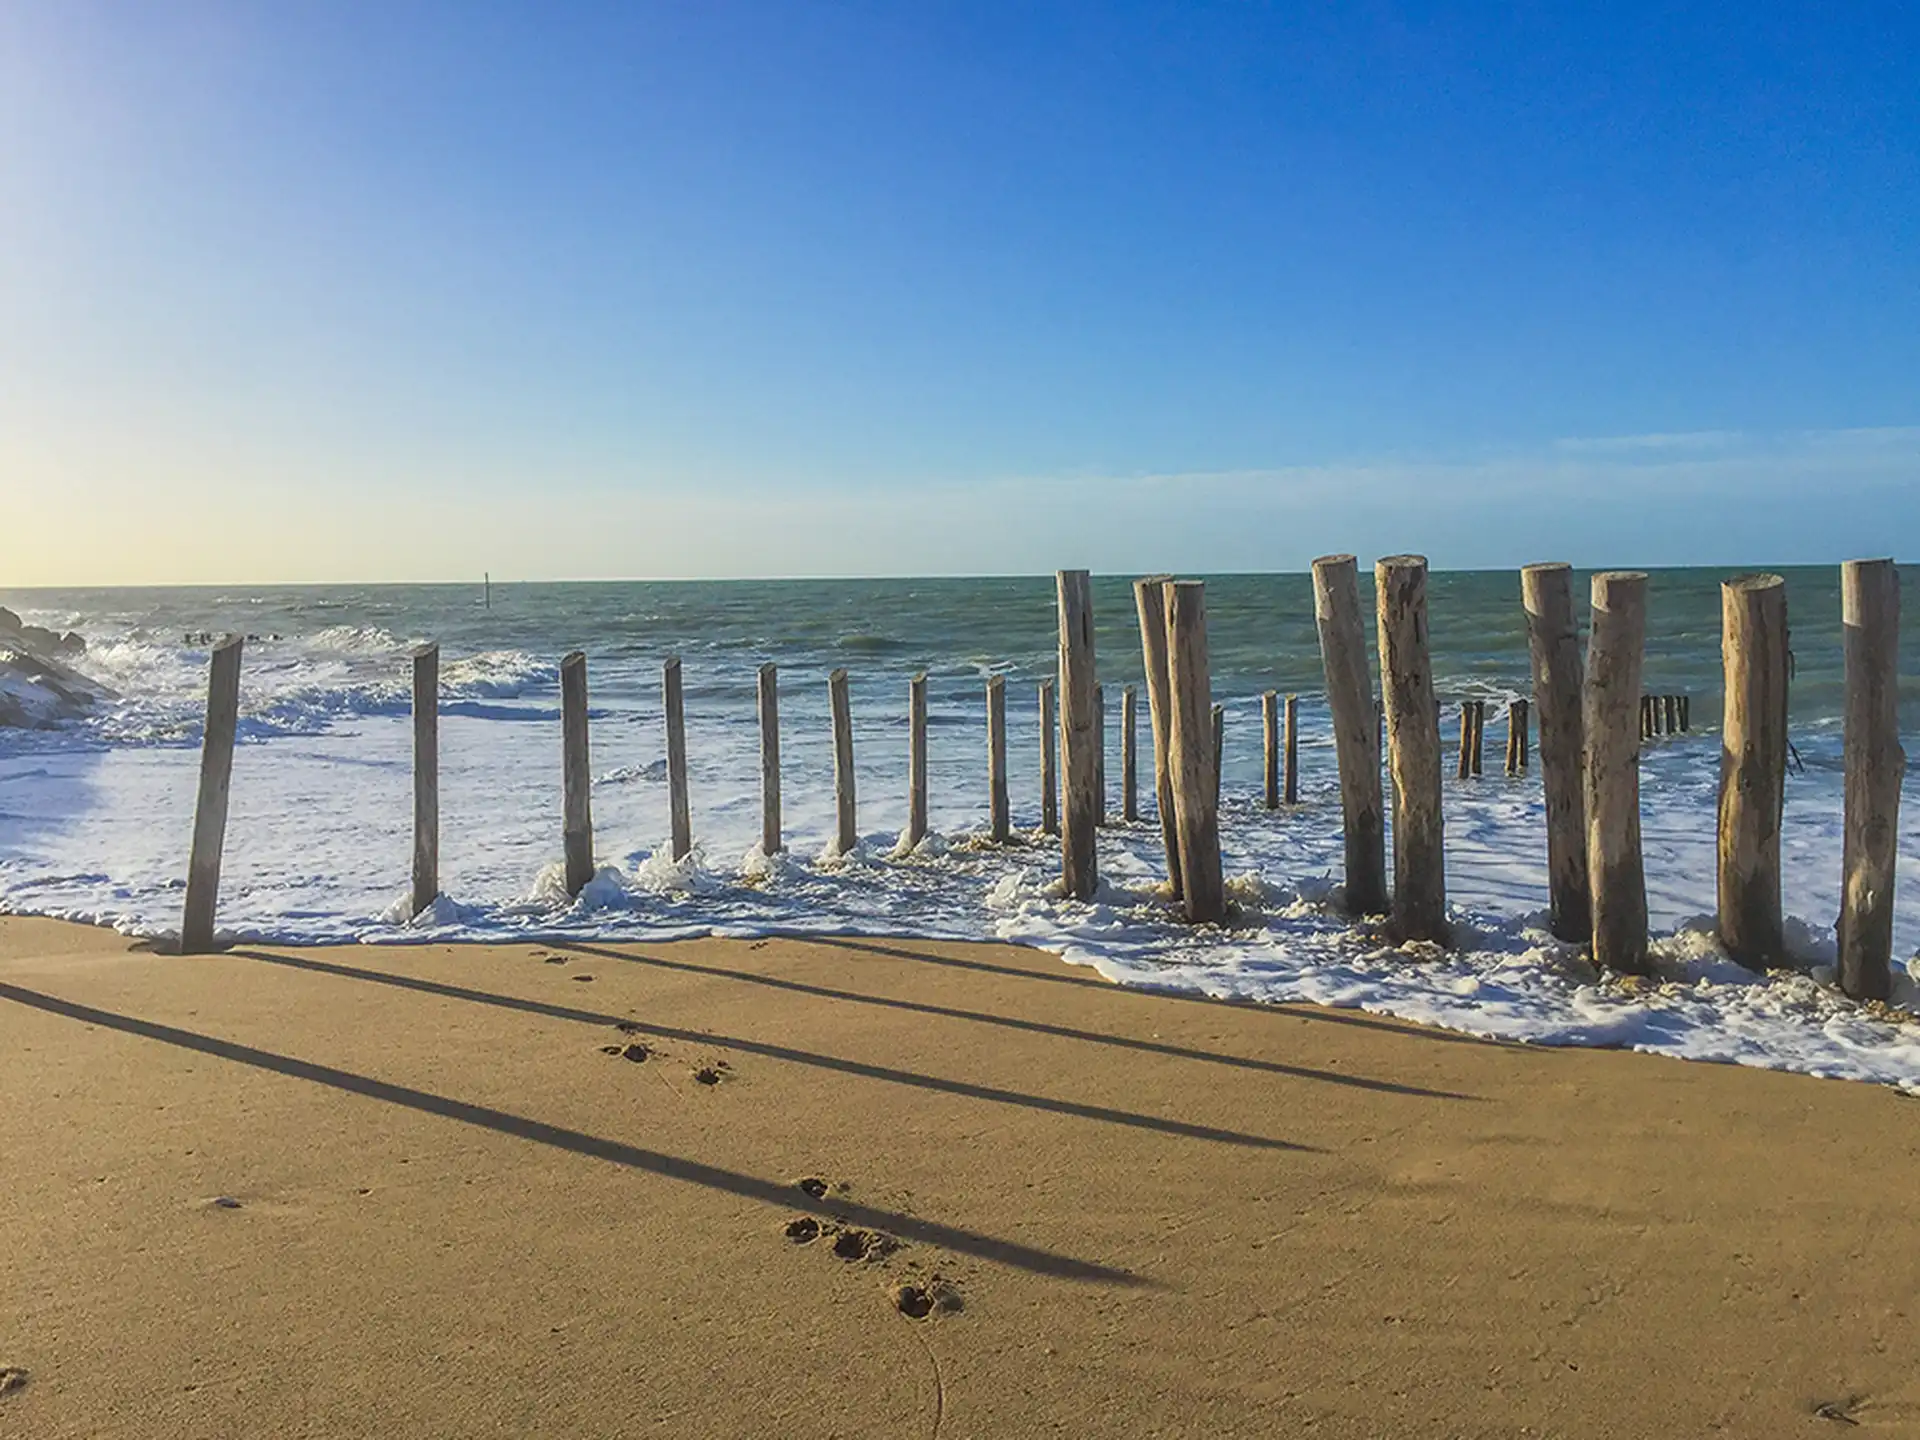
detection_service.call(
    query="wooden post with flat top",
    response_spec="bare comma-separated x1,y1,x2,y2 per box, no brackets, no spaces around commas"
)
1837,558,1903,1001
1165,582,1225,923
987,674,1009,843
1057,571,1099,899
664,657,692,861
829,668,857,856
180,635,244,953
758,663,781,854
1584,573,1650,974
1039,680,1059,836
1312,556,1387,915
1121,684,1139,822
410,643,439,918
1376,556,1448,943
907,672,928,849
1133,576,1182,899
560,651,594,896
1284,693,1299,805
1717,575,1790,968
1263,691,1280,809
1522,563,1589,943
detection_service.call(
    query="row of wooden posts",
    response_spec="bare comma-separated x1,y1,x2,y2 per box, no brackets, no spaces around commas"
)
176,559,1903,1006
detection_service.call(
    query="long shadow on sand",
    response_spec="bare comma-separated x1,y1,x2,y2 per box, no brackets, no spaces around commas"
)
0,979,1146,1288
230,949,1315,1152
556,941,1478,1102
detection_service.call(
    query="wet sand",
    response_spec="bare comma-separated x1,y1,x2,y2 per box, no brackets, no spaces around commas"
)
2,914,1916,1437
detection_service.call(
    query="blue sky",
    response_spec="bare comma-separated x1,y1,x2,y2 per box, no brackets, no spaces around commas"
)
2,2,1915,582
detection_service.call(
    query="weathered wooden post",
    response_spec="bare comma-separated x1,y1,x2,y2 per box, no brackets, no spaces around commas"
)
986,674,1010,842
1471,700,1485,777
1522,563,1589,943
1639,695,1654,740
1717,575,1791,968
664,657,692,861
1584,572,1650,974
1678,695,1690,733
1284,693,1299,805
1838,558,1904,1001
1312,556,1388,915
1456,702,1474,781
1211,703,1224,805
757,663,781,854
1094,685,1108,825
408,643,439,919
1057,571,1099,899
1376,557,1448,943
1664,694,1679,735
829,668,857,855
1133,575,1182,899
1165,582,1225,922
560,650,594,896
1515,699,1530,769
180,635,244,953
1039,680,1059,836
1121,684,1139,822
1504,699,1523,777
907,672,929,849
1262,690,1281,809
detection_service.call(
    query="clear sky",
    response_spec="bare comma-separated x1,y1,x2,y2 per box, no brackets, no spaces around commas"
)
3,2,1915,584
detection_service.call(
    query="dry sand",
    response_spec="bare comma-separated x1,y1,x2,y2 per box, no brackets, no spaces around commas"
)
2,913,1917,1438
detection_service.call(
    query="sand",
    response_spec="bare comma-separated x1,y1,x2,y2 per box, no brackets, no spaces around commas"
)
2,914,1917,1438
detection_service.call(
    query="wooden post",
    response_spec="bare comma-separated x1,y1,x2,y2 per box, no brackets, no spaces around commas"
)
757,663,782,854
1663,694,1679,735
907,672,929,849
1717,574,1791,969
1376,557,1448,943
1640,695,1653,740
986,674,1010,843
1057,571,1099,899
1504,700,1522,777
410,643,439,918
663,657,692,861
1164,582,1225,923
1133,576,1182,899
1470,700,1485,777
1039,680,1059,836
1584,572,1650,974
1678,695,1690,733
1121,684,1139,822
1521,563,1590,944
1263,691,1281,809
829,668,857,856
560,651,594,896
1283,693,1299,806
1211,703,1224,805
180,635,244,953
1456,702,1474,781
1311,556,1388,915
1094,684,1108,825
1515,699,1530,769
1837,558,1904,1001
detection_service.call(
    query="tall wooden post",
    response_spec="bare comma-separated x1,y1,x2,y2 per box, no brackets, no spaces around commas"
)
1522,563,1590,943
1121,685,1139,822
1039,680,1059,836
664,657,692,861
986,674,1010,842
1165,582,1225,923
410,643,439,918
1504,700,1523,777
1312,556,1388,915
1262,691,1281,809
1716,575,1790,969
1584,572,1650,974
1057,571,1100,899
1376,557,1447,943
1678,695,1690,733
1515,699,1530,769
1211,703,1224,805
1837,558,1904,1001
180,635,244,953
1457,702,1474,781
560,650,594,896
1470,701,1485,777
1133,576,1182,899
907,672,929,849
1283,693,1299,805
757,663,781,854
1094,685,1108,825
829,668,857,856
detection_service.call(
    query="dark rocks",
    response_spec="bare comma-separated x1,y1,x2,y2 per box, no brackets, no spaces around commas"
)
0,609,111,728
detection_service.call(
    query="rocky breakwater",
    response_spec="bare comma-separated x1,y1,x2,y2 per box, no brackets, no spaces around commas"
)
0,608,114,728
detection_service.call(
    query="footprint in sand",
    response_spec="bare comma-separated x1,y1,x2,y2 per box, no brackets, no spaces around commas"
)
892,1277,964,1320
598,1042,652,1063
691,1061,732,1087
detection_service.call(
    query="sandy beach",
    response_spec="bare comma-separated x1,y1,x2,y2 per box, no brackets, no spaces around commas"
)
0,914,1914,1437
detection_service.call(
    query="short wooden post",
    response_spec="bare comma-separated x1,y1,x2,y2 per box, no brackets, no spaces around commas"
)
1376,556,1448,943
1639,695,1654,740
560,651,594,896
1133,576,1182,899
1057,571,1100,899
1515,699,1530,769
410,643,439,918
1311,556,1388,915
1522,563,1590,943
986,674,1010,842
1262,690,1281,809
180,635,244,953
1663,694,1678,735
757,663,781,854
1039,680,1059,836
1121,684,1139,822
1470,700,1485,777
1283,693,1299,805
1211,703,1224,804
1504,700,1523,777
1165,582,1224,922
1678,695,1690,733
829,668,857,856
907,672,929,849
664,657,692,861
1584,572,1650,974
1456,702,1474,781
1837,558,1904,1001
1094,684,1108,825
1717,574,1790,969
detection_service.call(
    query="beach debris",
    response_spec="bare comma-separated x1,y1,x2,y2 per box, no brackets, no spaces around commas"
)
796,1177,829,1199
209,1196,243,1210
571,973,594,982
0,1366,28,1398
691,1061,732,1086
1813,1398,1862,1426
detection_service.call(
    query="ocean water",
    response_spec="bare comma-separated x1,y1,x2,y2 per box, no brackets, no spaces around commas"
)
3,569,1918,1086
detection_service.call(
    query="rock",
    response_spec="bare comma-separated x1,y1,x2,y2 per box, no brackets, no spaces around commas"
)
0,615,112,728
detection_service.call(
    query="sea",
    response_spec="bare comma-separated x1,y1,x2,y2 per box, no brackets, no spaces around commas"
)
4,569,1918,1086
